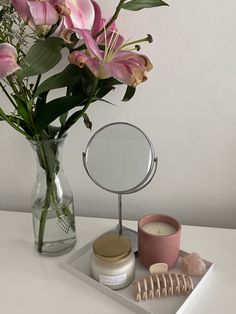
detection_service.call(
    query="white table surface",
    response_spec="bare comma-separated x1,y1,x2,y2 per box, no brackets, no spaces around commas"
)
0,211,235,314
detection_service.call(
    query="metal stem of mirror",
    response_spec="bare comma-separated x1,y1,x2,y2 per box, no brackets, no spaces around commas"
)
83,122,158,246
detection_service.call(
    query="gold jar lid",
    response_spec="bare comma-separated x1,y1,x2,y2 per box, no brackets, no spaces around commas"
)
93,234,131,262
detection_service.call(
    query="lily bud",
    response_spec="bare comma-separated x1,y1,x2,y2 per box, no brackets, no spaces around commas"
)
0,43,20,80
12,0,60,32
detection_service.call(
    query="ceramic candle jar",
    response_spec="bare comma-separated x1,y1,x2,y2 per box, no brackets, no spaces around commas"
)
90,234,135,290
138,214,181,268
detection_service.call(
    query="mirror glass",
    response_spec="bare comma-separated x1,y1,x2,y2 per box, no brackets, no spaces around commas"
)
84,123,154,193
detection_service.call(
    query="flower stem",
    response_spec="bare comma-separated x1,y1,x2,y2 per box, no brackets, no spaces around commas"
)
35,140,56,253
0,82,16,108
33,75,42,95
58,78,99,137
37,178,53,253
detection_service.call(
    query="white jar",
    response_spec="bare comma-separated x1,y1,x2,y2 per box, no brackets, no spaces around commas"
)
90,234,135,290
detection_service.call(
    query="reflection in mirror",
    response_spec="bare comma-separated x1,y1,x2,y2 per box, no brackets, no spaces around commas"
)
84,123,154,193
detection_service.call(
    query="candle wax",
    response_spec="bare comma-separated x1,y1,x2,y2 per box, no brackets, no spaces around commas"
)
142,221,176,236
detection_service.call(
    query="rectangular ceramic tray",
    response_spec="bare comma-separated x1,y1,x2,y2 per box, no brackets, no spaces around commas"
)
62,227,214,314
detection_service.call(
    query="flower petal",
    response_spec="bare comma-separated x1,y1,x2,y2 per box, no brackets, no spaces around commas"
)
51,18,67,38
112,51,144,64
26,1,59,26
112,51,153,72
12,0,36,28
104,62,136,86
105,51,153,86
91,0,102,36
0,43,20,80
12,0,28,21
64,0,95,29
75,29,102,59
68,51,100,77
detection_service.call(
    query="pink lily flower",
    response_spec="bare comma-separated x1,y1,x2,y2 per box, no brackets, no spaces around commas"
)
58,0,123,47
68,30,153,87
52,0,97,39
11,0,63,31
0,43,21,80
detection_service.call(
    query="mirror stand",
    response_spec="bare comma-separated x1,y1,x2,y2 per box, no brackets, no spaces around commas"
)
118,194,123,236
82,122,158,252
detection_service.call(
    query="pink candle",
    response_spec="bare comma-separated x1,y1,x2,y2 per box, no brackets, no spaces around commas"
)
138,214,181,268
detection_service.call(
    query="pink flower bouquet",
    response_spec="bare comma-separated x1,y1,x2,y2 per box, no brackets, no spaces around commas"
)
0,0,168,255
0,0,168,139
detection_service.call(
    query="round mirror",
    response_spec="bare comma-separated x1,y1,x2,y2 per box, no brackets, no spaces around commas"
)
83,122,155,193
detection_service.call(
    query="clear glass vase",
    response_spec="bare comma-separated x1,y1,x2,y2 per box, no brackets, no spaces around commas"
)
30,136,76,256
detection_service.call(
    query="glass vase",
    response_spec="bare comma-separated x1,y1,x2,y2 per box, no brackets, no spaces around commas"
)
30,136,76,256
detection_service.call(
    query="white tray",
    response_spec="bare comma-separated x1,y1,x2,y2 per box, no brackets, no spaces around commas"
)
62,228,214,314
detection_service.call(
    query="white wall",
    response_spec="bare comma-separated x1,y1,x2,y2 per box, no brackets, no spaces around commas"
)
0,0,236,228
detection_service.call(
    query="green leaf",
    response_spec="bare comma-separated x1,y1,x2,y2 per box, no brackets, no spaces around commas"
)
36,91,49,111
92,96,115,106
59,112,68,127
12,95,31,124
122,0,168,11
94,77,122,98
46,125,61,138
83,113,92,130
61,109,84,134
96,86,115,99
81,67,96,96
18,38,68,81
35,95,87,133
35,64,81,96
122,86,136,101
27,99,34,112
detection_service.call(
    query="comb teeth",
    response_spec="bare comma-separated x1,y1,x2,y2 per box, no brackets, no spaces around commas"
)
134,272,193,301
